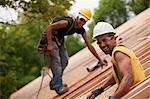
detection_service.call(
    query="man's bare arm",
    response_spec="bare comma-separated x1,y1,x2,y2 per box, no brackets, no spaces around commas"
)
113,51,133,98
81,33,105,65
46,20,68,54
46,20,68,46
101,73,116,89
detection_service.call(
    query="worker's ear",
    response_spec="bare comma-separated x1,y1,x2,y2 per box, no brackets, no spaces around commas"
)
110,36,116,40
114,35,118,40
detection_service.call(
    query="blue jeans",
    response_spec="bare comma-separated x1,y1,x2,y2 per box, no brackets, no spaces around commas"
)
50,41,68,91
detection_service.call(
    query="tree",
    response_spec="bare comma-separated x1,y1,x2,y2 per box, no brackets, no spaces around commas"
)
0,20,44,99
128,0,150,15
0,0,75,99
65,35,85,56
0,0,74,24
88,0,149,40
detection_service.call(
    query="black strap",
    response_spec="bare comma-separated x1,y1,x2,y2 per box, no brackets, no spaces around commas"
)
64,17,75,34
53,17,75,47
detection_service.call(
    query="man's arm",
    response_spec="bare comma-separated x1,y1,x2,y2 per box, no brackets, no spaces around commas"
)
81,33,104,65
101,73,116,89
112,51,133,98
46,20,68,55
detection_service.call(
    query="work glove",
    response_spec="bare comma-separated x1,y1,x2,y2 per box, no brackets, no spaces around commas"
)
87,87,104,99
108,96,115,99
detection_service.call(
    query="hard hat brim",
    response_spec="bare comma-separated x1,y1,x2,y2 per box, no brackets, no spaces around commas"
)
93,32,116,39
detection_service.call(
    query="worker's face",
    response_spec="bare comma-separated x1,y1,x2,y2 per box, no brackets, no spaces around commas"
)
76,17,87,28
96,33,116,55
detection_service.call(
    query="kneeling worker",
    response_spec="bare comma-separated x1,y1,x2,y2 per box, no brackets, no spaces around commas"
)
87,22,145,99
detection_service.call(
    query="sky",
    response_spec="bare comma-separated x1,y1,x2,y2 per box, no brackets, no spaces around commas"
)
0,7,18,23
69,0,99,16
69,0,99,30
0,0,100,25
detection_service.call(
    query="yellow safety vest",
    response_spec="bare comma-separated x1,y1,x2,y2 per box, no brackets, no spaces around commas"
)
111,44,145,84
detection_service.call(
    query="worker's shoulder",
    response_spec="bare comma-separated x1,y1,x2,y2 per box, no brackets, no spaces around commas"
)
113,44,136,59
112,44,129,56
113,44,130,52
52,16,73,23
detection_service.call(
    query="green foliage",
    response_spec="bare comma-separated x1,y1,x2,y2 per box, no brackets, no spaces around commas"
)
87,22,96,42
65,35,85,56
24,0,73,21
128,0,150,15
94,0,128,27
0,22,43,99
88,0,149,40
0,0,74,23
0,0,74,99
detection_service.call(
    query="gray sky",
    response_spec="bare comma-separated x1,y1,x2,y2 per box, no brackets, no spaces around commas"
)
69,0,99,16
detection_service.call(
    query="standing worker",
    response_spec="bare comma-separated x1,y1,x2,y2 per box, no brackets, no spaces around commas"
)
87,22,145,99
38,9,105,95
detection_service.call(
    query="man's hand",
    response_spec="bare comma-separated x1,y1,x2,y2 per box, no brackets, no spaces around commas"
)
98,59,108,68
47,45,55,55
87,88,104,99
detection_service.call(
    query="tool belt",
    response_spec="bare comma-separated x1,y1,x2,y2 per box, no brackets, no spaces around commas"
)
37,31,64,54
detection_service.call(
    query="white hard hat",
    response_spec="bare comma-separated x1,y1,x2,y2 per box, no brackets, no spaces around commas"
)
93,22,116,38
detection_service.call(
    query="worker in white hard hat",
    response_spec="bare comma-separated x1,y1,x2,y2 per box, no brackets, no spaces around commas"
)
37,9,106,95
87,22,145,99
